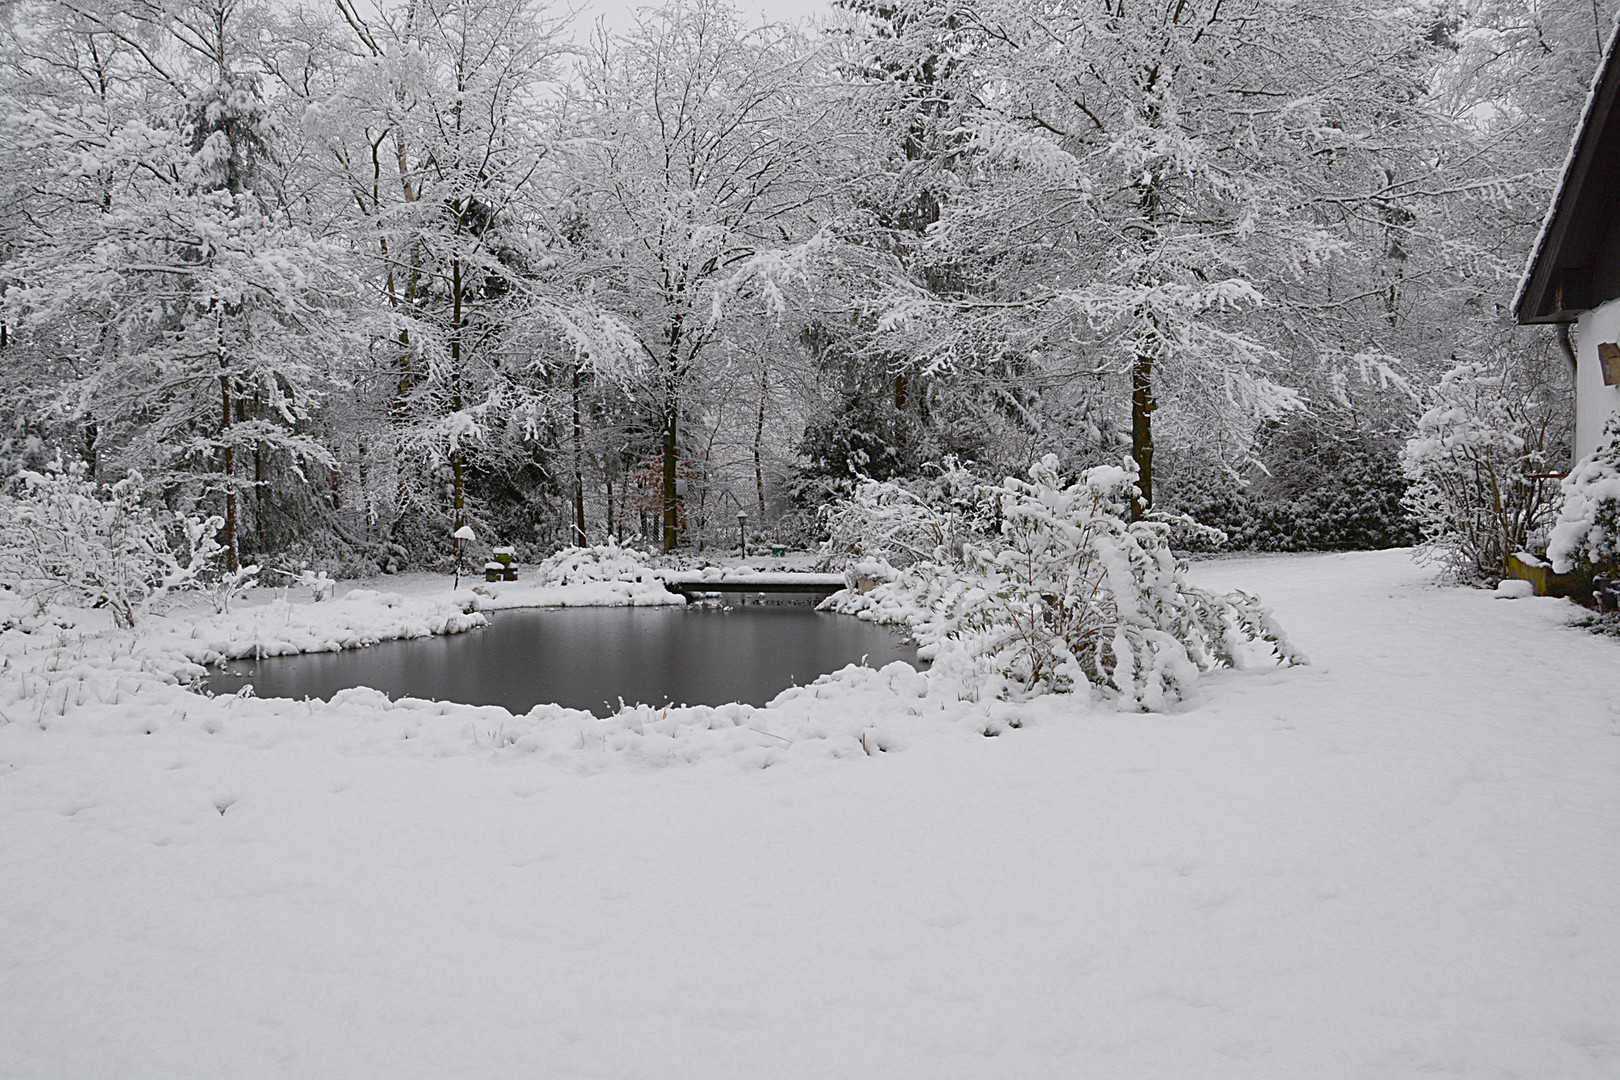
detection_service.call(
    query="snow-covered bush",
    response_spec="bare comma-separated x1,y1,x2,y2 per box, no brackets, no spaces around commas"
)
827,456,1304,709
281,567,338,602
0,461,222,628
1401,361,1566,582
530,542,659,586
204,563,263,614
1548,417,1620,574
818,458,990,568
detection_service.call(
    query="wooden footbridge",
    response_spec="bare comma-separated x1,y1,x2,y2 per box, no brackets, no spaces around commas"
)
660,571,849,604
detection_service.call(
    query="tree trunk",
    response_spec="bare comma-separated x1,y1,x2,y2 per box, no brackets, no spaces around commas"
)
451,452,465,549
572,363,587,547
1130,351,1156,521
219,357,238,572
357,435,372,537
449,256,467,569
754,361,768,522
660,307,687,553
662,397,679,553
387,305,417,539
255,438,267,555
383,130,423,538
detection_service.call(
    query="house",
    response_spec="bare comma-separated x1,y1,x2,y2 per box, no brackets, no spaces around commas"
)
1516,21,1620,463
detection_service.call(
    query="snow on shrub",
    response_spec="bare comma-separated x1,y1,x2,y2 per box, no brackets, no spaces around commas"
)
166,588,487,665
0,459,222,628
530,542,661,587
818,458,989,568
825,456,1305,710
460,541,682,610
1401,361,1565,582
1548,417,1620,574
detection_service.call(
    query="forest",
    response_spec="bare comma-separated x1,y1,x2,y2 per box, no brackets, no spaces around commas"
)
1,0,1611,576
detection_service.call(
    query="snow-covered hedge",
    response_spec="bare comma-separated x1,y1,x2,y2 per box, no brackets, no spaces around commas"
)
1549,418,1620,574
824,456,1305,710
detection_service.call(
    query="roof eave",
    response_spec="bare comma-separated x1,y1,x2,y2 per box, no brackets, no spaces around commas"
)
1514,15,1620,325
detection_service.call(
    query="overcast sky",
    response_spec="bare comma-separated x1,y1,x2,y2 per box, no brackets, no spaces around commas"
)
570,0,839,38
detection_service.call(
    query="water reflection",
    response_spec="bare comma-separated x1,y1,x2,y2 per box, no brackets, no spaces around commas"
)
207,605,918,717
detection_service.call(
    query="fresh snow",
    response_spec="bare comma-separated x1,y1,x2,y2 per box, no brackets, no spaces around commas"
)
1,549,1616,1078
665,569,849,588
1495,577,1537,599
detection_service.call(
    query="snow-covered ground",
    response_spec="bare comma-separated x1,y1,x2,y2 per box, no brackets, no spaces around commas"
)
1,549,1616,1078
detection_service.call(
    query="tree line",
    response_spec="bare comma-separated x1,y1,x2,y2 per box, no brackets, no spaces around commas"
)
1,0,1610,571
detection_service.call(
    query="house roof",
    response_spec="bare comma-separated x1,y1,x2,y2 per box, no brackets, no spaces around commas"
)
1515,19,1620,324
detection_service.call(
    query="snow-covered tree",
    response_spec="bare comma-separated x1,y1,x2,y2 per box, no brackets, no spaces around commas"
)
4,0,1613,570
2,0,347,570
306,0,642,558
571,0,850,551
832,0,1610,535
313,0,551,548
790,0,1051,500
916,3,1457,507
1402,357,1568,582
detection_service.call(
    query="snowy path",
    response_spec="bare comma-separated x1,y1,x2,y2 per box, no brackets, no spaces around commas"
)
1,550,1616,1078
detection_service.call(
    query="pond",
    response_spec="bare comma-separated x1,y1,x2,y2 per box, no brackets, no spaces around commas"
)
207,605,919,717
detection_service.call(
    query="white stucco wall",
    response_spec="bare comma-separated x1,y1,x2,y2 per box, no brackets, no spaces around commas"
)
1575,296,1620,462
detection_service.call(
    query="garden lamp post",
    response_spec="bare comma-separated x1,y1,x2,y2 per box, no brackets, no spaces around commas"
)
738,511,748,558
453,524,475,590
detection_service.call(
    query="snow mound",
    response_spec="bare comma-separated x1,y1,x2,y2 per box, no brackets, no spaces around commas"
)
466,544,684,609
9,655,984,776
429,660,957,771
531,543,663,587
159,590,488,666
0,587,488,718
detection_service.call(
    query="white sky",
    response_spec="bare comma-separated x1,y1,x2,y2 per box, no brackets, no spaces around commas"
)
569,0,839,38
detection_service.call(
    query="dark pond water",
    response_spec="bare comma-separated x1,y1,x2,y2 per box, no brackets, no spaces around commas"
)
207,606,918,717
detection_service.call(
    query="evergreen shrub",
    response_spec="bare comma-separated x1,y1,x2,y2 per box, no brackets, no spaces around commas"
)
1549,417,1620,576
